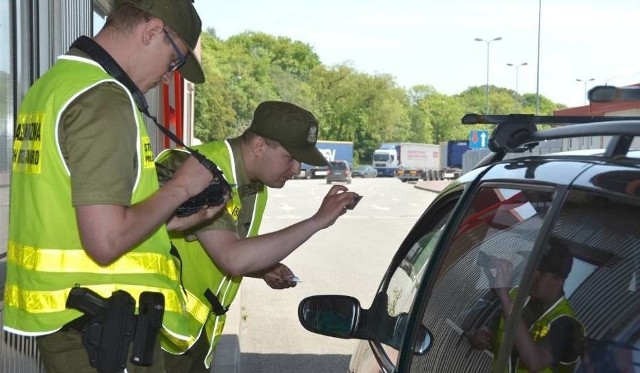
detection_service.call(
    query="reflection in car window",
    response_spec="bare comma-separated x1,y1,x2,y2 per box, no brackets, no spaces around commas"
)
406,185,640,373
409,186,554,373
553,190,640,373
494,189,640,373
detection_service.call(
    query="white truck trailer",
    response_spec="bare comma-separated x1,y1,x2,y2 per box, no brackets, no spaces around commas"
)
393,143,440,182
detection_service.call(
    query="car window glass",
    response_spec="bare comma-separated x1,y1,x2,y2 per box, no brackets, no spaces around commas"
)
526,189,640,373
408,186,555,373
331,161,347,170
373,154,387,162
372,202,454,367
484,188,640,373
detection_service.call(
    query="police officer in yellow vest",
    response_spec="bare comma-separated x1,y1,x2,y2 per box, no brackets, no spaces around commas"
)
156,101,362,372
4,1,225,372
466,239,585,373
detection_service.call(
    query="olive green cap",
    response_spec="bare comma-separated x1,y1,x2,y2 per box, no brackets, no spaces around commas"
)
117,0,205,83
249,101,328,166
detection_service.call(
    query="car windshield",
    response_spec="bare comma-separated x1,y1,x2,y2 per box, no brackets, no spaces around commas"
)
330,162,347,170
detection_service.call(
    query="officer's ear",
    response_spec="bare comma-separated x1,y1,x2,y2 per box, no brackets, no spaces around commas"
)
252,136,268,158
140,17,164,47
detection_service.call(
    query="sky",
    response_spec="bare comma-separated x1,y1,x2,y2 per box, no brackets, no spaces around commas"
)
193,0,640,109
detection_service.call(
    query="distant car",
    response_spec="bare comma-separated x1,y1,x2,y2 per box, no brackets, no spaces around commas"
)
352,165,378,178
326,160,352,184
298,111,640,373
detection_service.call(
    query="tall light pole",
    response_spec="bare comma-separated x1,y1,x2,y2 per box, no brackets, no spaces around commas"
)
535,0,542,114
507,62,528,112
475,36,502,114
576,78,595,105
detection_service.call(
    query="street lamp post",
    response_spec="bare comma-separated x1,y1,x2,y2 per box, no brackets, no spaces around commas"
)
576,78,595,105
475,36,502,114
535,0,542,114
506,62,528,112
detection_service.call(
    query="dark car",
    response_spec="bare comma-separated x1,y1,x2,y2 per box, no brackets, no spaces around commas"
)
326,160,352,184
298,105,640,372
352,165,378,178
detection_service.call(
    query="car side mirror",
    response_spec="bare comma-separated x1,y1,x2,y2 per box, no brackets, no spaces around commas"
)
298,295,433,356
298,295,361,339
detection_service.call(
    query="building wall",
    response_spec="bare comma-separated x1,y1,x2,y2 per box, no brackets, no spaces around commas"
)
554,88,640,153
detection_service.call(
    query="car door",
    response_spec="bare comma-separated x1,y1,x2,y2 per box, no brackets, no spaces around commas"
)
348,181,467,373
401,166,640,372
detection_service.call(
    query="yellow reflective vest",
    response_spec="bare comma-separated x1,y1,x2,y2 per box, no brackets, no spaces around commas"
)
4,56,190,347
157,140,268,369
492,288,584,373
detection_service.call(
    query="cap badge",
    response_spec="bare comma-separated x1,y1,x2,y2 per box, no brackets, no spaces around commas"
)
306,124,318,144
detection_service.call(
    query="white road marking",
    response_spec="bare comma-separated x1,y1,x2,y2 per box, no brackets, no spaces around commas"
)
278,204,296,212
371,204,391,211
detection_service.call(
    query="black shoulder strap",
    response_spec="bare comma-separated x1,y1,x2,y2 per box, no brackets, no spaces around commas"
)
70,36,214,167
71,36,150,116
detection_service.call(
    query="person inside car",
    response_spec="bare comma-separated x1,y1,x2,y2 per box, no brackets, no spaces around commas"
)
466,239,585,372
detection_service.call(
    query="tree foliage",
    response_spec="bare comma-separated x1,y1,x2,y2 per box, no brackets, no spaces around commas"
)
192,31,566,162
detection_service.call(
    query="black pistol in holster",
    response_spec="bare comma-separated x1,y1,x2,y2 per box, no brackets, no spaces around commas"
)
65,286,165,373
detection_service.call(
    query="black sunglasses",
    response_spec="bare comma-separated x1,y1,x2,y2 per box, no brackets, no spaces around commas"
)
163,28,186,73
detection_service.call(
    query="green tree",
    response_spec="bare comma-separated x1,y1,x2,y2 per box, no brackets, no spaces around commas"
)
423,94,468,142
309,64,410,163
194,31,323,141
226,32,320,80
193,32,238,142
192,30,571,158
408,85,438,142
520,93,564,115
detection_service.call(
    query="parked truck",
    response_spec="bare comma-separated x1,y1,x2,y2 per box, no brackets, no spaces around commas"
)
298,140,354,179
372,142,400,177
376,141,470,182
393,143,440,182
439,140,470,179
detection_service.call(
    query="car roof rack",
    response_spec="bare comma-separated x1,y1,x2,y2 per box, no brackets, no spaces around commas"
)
461,112,640,166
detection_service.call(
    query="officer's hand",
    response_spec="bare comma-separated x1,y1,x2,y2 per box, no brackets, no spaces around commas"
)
311,185,361,229
493,259,514,289
262,263,298,289
166,202,228,231
170,155,216,199
465,328,492,350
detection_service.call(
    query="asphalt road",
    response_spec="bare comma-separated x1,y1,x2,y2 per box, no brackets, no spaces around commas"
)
222,177,440,373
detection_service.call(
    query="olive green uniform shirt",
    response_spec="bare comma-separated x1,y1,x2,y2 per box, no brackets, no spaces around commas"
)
60,48,137,207
185,137,264,240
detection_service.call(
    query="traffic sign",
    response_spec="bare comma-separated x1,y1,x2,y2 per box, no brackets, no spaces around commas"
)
469,130,489,149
